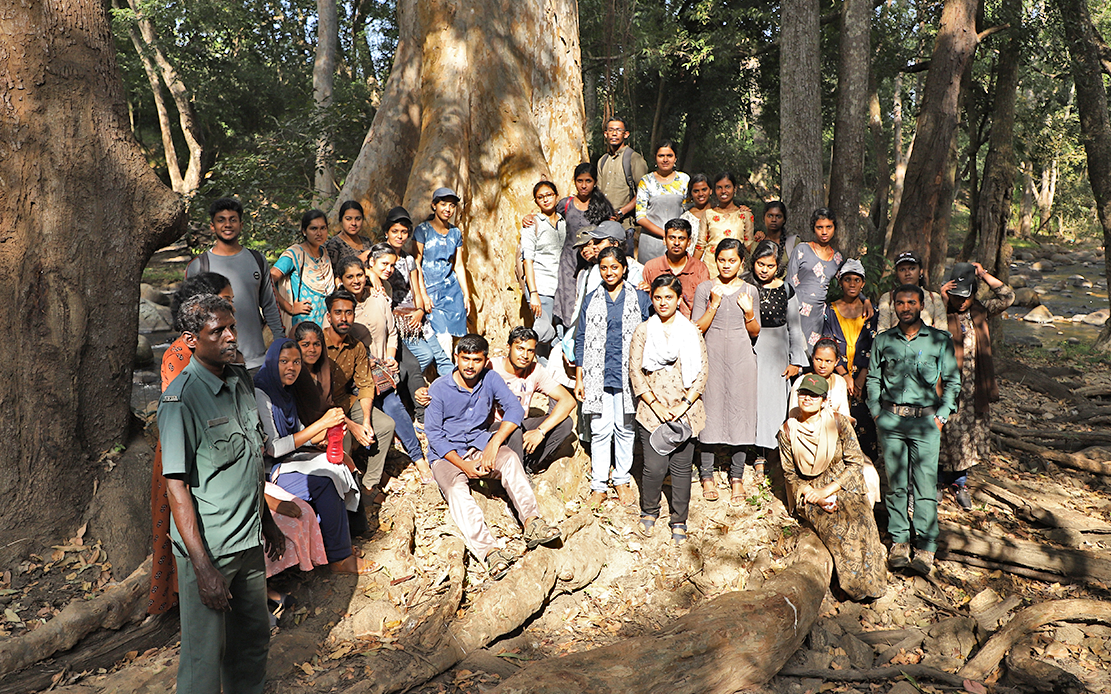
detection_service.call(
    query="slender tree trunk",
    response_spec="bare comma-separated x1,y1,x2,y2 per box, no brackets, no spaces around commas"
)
828,0,871,257
0,0,185,565
886,72,907,253
649,70,667,153
975,14,1021,277
116,0,183,193
867,85,891,252
314,0,338,202
1056,0,1111,351
780,0,824,242
1019,162,1035,238
334,0,587,341
887,0,980,271
126,0,205,194
929,129,960,288
1037,159,1058,230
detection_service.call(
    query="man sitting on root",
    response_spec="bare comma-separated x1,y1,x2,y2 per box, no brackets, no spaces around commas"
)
426,333,562,579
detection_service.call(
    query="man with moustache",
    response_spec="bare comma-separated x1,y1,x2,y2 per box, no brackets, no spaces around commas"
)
158,294,286,694
425,334,562,580
867,284,960,577
322,289,396,497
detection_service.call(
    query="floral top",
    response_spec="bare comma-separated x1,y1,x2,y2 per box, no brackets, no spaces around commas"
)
635,172,691,230
697,206,755,276
786,242,843,350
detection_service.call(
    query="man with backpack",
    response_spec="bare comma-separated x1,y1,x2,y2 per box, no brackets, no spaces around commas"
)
597,118,648,256
185,198,286,373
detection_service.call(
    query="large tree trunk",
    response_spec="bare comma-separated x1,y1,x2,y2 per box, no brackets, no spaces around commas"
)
779,0,824,242
0,0,185,565
887,0,980,268
975,18,1021,277
313,0,338,202
827,0,871,257
1057,0,1111,351
867,84,891,251
334,0,587,340
885,72,908,253
125,0,205,194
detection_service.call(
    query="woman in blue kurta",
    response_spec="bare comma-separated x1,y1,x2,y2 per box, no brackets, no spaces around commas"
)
414,187,470,357
272,209,335,330
786,208,843,354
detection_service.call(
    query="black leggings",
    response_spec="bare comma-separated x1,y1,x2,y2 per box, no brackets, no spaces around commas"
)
698,444,748,481
640,424,694,527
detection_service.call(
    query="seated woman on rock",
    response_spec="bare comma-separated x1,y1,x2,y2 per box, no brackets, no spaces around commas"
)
254,339,374,574
778,374,887,601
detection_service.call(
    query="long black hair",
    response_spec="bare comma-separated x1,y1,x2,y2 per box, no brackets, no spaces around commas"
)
573,162,616,225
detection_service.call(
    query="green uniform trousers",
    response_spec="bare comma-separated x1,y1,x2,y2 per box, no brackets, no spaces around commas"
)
876,410,941,552
176,546,269,694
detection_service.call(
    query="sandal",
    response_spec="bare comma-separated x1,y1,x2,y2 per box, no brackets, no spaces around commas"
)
414,458,434,484
701,478,719,501
615,483,637,507
730,479,746,506
638,514,657,537
587,490,607,508
670,523,688,544
753,459,766,485
485,549,514,580
329,556,379,575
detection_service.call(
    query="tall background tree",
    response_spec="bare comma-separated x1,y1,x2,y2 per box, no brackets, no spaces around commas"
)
0,0,184,564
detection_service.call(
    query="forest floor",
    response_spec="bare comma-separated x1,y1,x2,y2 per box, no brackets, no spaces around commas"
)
3,239,1111,694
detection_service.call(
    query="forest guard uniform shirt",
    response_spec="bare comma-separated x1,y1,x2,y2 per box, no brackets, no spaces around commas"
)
158,359,266,559
866,324,960,421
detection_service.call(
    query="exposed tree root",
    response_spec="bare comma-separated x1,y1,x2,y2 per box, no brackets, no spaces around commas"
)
488,530,833,694
959,599,1111,680
976,476,1111,532
0,556,151,678
939,521,1111,584
777,664,972,688
994,434,1111,475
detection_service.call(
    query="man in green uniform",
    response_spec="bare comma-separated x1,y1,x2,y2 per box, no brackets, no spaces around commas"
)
159,294,285,694
866,284,960,576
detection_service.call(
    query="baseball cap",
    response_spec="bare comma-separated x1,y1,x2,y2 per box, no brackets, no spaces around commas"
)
432,187,460,203
894,250,922,268
797,373,829,397
592,220,626,242
947,262,977,298
649,420,693,456
384,206,412,227
837,258,866,279
572,225,598,247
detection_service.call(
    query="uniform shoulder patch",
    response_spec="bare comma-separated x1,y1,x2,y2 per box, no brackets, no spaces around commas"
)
161,394,180,403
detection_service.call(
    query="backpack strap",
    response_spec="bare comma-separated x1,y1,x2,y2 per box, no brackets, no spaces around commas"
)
621,146,636,200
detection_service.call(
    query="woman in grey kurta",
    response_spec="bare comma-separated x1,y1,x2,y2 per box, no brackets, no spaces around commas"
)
746,241,809,467
786,208,843,353
691,238,761,504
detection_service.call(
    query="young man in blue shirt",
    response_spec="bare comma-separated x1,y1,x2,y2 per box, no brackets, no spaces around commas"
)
425,334,561,579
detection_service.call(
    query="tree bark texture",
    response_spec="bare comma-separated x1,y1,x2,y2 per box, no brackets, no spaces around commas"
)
974,21,1021,277
887,0,979,269
490,531,833,694
125,0,205,195
1055,0,1111,351
867,86,891,251
885,72,907,253
314,0,338,201
0,0,185,565
334,0,587,342
827,0,871,257
779,0,824,242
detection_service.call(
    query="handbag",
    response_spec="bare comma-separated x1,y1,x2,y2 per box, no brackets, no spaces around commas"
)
368,358,398,395
393,307,424,340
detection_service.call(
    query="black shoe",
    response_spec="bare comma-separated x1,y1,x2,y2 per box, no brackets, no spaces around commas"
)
953,485,972,510
889,542,911,570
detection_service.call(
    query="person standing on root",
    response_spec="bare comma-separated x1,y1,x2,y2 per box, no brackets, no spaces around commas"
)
271,209,335,331
938,262,1014,510
597,117,648,256
425,334,562,580
877,251,948,331
631,274,709,544
520,180,567,355
158,294,285,694
754,201,796,276
414,187,470,357
492,326,577,475
746,240,808,482
634,141,690,263
693,173,755,275
680,174,712,256
325,200,374,271
185,198,286,373
691,239,761,505
639,218,709,319
867,285,960,577
786,208,844,354
779,374,888,601
575,246,652,506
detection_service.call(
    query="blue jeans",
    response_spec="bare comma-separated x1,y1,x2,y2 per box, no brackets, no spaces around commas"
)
403,336,453,379
375,389,425,463
588,390,635,492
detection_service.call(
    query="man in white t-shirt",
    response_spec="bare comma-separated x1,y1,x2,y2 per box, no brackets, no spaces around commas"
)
492,327,577,474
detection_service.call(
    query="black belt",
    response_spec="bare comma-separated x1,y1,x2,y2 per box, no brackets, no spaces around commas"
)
881,401,937,418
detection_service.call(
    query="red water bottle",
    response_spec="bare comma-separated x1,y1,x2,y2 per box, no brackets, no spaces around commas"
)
326,425,344,464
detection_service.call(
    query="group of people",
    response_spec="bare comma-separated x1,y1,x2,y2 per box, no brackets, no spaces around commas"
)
153,118,1016,693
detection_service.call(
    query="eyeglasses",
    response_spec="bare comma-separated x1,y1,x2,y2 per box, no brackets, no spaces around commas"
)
536,192,557,200
604,128,625,134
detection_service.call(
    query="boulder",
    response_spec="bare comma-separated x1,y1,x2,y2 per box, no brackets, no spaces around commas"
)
140,282,170,305
1082,309,1109,326
138,298,172,333
1032,260,1055,272
1014,250,1036,261
1022,305,1055,323
1010,275,1027,288
1051,253,1074,264
135,334,154,367
1012,287,1042,307
1068,274,1088,286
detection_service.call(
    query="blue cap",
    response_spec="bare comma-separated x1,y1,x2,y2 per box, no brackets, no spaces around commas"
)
432,187,460,203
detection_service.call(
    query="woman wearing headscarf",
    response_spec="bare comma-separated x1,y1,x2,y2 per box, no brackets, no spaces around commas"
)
938,262,1014,509
254,339,372,574
779,374,887,601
